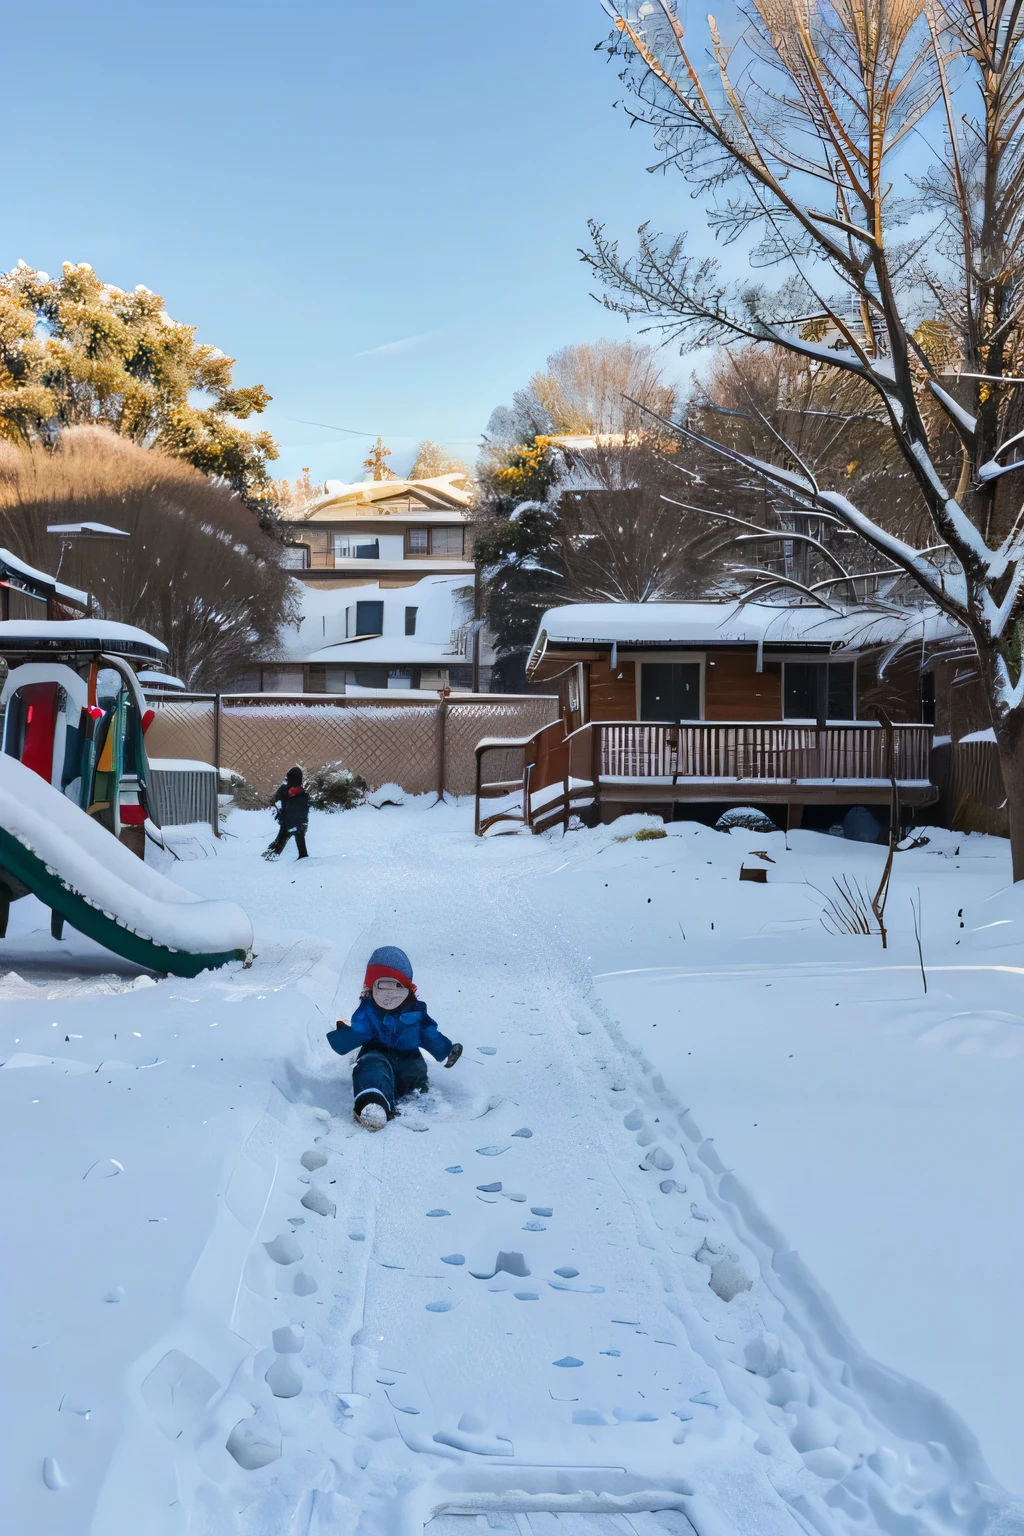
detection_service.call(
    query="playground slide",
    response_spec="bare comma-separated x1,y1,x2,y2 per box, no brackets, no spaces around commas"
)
0,753,251,977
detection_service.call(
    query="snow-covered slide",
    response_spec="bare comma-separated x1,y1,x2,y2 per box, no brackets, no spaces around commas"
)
0,753,251,976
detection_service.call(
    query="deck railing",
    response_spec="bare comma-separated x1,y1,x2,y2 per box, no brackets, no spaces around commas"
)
599,721,933,783
475,719,934,835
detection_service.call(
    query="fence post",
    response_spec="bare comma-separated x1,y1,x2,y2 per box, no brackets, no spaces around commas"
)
435,687,450,804
212,693,222,837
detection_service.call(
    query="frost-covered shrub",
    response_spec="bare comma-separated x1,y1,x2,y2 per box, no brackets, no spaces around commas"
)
715,806,776,833
306,761,367,812
218,768,266,810
634,827,668,841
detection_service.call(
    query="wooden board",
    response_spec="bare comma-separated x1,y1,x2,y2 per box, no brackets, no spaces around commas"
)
704,652,781,720
587,657,637,722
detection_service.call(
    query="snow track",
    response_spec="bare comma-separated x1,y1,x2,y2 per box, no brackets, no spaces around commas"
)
8,801,1019,1535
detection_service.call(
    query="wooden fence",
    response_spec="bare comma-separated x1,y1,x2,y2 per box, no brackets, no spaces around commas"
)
144,692,558,800
931,738,1009,837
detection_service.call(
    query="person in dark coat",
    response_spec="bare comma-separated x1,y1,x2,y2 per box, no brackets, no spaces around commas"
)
326,945,462,1129
263,765,310,860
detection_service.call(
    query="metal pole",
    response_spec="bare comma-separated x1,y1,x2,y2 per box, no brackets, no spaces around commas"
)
212,692,222,838
471,564,481,694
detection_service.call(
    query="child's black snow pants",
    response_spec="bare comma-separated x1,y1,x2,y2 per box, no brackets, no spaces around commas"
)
353,1044,428,1116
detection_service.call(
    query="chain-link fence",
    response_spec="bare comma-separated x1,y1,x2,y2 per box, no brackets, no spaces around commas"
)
143,693,558,799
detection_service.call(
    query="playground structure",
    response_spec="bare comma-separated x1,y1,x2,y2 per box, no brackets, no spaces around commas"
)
0,616,167,854
0,553,251,975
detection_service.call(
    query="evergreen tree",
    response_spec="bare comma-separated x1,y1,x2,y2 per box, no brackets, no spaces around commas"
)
0,261,279,521
472,440,563,691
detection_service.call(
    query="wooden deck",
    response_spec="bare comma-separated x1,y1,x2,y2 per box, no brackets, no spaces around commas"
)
475,719,936,834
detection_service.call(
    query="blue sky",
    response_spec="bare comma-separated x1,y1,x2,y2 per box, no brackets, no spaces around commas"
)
3,0,713,482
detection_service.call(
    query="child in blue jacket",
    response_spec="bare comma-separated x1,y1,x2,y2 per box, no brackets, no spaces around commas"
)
327,945,462,1129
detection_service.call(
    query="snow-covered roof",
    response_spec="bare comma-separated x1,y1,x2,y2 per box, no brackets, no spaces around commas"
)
0,547,88,607
529,600,964,665
0,618,168,657
297,638,464,667
283,473,471,522
137,670,185,689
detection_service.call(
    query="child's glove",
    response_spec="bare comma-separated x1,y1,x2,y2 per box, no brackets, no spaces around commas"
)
444,1043,463,1069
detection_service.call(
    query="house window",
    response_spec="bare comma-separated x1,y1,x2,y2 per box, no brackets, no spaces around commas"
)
405,606,417,636
430,526,465,557
280,544,310,569
407,528,429,555
783,661,855,721
345,600,384,638
333,535,380,560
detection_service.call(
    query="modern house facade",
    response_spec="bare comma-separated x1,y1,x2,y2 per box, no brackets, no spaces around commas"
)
279,474,474,590
237,574,493,695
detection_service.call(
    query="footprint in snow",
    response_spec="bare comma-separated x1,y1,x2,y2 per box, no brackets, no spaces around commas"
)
264,1232,302,1265
554,1267,578,1277
426,1209,450,1217
514,1292,539,1301
511,1128,533,1138
476,1145,509,1157
477,1046,498,1055
477,1181,502,1192
441,1254,465,1265
531,1207,552,1217
553,1356,583,1368
426,1301,455,1312
470,1250,530,1279
300,1149,327,1171
445,1166,463,1174
523,1221,546,1231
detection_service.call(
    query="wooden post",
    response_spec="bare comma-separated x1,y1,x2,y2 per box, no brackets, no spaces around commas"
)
435,686,450,804
212,693,222,838
474,744,483,836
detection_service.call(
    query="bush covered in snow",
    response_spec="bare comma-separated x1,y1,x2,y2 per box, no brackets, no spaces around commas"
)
715,806,777,833
306,760,368,812
218,768,266,810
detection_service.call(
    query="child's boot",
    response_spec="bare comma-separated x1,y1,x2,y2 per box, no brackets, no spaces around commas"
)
354,1090,389,1131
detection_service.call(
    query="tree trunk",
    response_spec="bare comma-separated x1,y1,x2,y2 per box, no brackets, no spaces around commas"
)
995,715,1024,883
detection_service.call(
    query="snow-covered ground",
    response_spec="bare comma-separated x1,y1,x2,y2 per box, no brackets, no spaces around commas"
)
2,797,1022,1536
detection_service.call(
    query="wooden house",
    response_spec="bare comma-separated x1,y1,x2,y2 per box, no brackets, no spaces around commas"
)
476,600,962,833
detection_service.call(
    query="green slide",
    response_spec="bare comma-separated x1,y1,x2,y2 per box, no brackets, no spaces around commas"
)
0,753,251,978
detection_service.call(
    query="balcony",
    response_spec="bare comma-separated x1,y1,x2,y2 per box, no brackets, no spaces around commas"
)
475,719,936,835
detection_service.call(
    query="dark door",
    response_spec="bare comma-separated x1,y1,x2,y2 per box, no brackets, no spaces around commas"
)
640,663,701,721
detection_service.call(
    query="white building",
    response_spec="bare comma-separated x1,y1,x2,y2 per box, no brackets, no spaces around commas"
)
239,574,493,694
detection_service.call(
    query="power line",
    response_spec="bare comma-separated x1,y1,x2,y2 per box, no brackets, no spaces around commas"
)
284,416,482,446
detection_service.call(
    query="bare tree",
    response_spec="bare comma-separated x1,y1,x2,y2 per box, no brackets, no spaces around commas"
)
0,428,297,688
554,436,733,601
483,338,677,461
587,0,1024,877
409,439,476,492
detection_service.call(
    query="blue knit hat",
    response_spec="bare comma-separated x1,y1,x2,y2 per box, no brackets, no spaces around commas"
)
364,945,415,991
